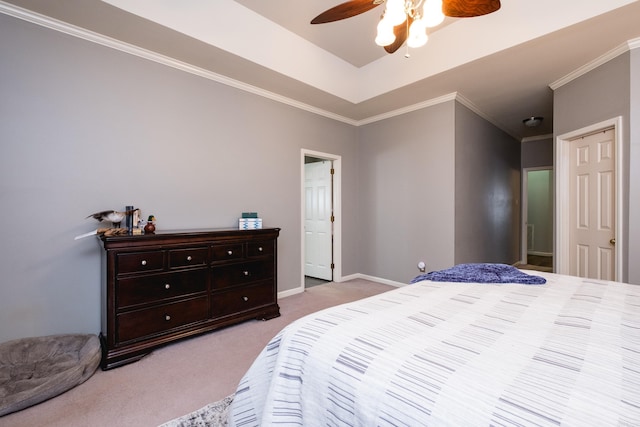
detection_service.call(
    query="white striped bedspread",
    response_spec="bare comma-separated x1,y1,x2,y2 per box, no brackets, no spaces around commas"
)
229,271,640,426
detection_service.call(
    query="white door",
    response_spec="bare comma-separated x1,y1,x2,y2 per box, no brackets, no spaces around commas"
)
568,128,616,280
304,161,333,280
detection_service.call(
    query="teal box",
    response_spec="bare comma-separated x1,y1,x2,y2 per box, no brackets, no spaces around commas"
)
241,212,258,218
239,218,262,229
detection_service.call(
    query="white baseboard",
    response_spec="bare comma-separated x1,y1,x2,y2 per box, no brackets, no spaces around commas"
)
338,273,406,288
277,273,406,300
277,285,304,300
528,251,553,257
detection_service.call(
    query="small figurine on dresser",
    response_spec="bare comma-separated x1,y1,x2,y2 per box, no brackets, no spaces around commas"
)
87,208,139,228
75,207,140,240
144,215,156,234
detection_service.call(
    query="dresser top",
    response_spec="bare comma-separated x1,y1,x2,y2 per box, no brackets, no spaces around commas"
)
100,227,280,249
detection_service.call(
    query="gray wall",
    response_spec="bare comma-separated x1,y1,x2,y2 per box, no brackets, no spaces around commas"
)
357,102,456,282
454,104,521,264
356,101,521,282
0,14,359,342
522,138,553,169
554,51,639,284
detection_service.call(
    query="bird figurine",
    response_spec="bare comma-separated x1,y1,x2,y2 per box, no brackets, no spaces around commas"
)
87,208,139,228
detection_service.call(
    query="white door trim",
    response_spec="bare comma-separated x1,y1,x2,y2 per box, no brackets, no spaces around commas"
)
555,116,624,280
521,166,553,266
301,149,342,288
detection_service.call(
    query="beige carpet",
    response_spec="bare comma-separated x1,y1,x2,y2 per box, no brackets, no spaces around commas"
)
0,279,393,427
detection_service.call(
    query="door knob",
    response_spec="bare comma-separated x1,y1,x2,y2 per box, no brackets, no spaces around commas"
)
610,238,616,245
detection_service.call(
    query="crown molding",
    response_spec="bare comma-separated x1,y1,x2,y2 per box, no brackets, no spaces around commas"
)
456,94,522,141
522,134,554,143
0,1,506,131
455,93,497,128
356,93,458,126
550,37,640,90
0,1,360,126
355,93,498,129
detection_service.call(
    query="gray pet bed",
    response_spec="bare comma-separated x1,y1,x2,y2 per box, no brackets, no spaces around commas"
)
0,334,101,416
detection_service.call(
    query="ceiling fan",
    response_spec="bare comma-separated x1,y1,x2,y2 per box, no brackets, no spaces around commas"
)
311,0,501,54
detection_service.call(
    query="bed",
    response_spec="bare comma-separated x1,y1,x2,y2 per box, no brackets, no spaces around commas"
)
229,266,640,426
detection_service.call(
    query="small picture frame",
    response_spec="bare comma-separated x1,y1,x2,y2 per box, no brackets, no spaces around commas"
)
132,209,140,228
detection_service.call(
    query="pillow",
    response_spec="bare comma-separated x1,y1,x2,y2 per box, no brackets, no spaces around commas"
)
411,263,546,285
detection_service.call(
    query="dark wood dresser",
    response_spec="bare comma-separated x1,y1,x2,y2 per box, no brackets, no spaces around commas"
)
99,228,280,370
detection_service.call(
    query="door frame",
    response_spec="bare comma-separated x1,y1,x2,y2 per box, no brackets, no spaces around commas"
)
555,116,624,280
301,149,342,288
521,166,553,266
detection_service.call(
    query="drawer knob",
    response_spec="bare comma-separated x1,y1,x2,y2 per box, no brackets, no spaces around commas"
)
227,250,233,256
187,255,192,261
243,296,249,302
165,315,171,321
258,247,263,252
243,271,250,276
141,260,147,266
165,283,171,289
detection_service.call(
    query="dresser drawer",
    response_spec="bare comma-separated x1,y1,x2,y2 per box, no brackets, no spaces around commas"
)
210,243,244,262
211,259,274,289
117,251,164,274
117,296,209,343
168,247,208,269
116,269,208,309
212,282,274,318
247,241,274,257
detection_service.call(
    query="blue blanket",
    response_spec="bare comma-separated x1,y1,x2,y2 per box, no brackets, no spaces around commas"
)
410,263,546,285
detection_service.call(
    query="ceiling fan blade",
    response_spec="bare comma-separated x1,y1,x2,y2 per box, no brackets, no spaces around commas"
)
384,16,412,54
443,0,501,18
311,0,381,24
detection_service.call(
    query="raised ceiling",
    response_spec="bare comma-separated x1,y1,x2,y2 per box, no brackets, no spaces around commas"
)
2,0,640,140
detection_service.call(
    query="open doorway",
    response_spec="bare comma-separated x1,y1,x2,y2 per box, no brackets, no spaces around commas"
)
521,167,553,272
301,150,342,289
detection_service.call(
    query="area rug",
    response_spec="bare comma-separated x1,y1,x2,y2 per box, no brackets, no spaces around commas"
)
159,394,234,427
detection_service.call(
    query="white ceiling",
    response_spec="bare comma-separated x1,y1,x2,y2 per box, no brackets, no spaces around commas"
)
234,1,458,68
3,0,640,140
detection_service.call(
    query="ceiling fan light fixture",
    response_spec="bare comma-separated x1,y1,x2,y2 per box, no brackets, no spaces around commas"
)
311,0,501,55
407,19,428,48
375,30,396,47
385,0,408,26
422,0,445,27
523,116,544,127
375,19,397,46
